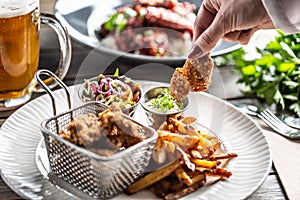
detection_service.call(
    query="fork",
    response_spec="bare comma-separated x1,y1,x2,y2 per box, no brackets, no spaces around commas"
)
258,108,300,140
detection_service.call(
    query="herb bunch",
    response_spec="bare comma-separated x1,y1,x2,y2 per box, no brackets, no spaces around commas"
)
216,30,300,117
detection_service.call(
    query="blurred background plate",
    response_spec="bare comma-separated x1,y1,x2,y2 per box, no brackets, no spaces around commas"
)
54,0,240,64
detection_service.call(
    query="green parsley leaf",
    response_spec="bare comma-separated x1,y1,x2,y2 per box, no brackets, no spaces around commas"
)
215,30,300,117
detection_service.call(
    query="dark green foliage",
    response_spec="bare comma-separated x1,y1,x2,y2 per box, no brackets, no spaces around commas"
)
215,30,300,116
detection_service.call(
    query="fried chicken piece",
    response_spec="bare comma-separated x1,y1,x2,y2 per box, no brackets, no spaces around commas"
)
58,104,144,156
170,54,214,101
169,68,192,102
58,113,99,146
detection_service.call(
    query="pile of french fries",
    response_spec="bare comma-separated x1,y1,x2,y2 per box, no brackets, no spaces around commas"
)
125,114,237,199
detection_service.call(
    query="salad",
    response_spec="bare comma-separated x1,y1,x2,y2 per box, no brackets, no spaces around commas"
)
81,74,141,110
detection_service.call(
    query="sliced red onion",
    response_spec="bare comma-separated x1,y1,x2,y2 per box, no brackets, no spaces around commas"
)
100,77,110,85
110,79,128,95
90,84,98,94
98,87,112,94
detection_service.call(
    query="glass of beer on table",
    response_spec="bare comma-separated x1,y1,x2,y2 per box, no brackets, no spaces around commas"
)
0,0,71,111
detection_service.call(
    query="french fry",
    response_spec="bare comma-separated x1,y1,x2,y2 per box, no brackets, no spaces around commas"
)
190,149,203,159
208,153,238,161
189,173,206,186
206,168,233,179
167,123,176,132
168,117,197,135
180,117,197,125
176,146,195,171
158,130,199,147
166,140,176,153
195,136,219,158
148,179,173,198
127,114,237,199
195,166,212,173
152,139,168,164
190,157,220,169
163,176,206,200
159,121,169,130
125,160,181,194
175,166,193,186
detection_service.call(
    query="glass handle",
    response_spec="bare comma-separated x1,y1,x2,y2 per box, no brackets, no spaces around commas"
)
36,13,72,92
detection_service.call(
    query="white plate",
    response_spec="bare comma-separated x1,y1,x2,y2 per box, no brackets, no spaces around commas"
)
0,82,271,199
54,0,240,64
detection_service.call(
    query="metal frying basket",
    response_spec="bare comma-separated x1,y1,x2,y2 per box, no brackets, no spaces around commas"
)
36,70,157,199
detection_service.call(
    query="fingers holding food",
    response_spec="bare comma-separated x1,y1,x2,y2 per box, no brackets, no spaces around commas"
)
170,53,214,101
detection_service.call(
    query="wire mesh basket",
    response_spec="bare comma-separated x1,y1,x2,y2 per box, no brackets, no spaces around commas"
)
36,70,157,199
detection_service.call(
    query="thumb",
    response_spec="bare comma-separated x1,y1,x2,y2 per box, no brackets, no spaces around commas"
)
188,20,224,59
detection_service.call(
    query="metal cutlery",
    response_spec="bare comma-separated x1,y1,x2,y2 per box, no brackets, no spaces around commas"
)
276,114,300,130
234,104,300,139
235,104,300,129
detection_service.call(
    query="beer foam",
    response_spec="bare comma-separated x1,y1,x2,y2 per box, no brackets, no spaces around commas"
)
0,0,39,18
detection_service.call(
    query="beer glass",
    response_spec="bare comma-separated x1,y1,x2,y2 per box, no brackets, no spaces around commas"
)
0,0,71,110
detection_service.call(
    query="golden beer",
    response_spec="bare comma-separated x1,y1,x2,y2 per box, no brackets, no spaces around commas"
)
0,8,39,100
0,0,71,110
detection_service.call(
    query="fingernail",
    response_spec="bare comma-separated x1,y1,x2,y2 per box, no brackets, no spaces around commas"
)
188,45,203,59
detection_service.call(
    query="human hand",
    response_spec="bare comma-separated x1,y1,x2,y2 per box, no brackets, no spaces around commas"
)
189,0,274,58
